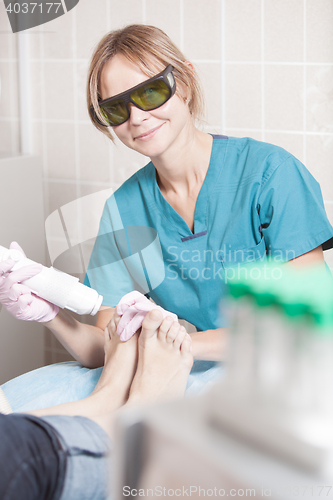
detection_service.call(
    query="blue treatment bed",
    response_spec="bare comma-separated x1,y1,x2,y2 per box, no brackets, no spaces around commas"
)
1,360,224,413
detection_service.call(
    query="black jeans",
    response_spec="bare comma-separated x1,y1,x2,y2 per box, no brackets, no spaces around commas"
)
0,413,66,500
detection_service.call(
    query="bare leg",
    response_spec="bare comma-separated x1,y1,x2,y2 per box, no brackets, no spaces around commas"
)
90,310,193,436
29,312,138,420
91,312,138,402
27,310,193,440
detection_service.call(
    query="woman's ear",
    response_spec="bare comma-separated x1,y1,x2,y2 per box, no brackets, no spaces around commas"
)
184,60,195,72
181,61,194,104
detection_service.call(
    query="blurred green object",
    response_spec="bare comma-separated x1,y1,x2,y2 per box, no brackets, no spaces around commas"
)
226,260,333,330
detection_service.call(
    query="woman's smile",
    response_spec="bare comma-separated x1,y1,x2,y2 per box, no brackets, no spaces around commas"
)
134,122,166,141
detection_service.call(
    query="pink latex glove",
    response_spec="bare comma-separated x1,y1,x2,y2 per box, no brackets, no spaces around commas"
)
0,242,59,323
116,291,178,341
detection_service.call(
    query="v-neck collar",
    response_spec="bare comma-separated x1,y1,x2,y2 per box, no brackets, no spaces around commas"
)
145,136,228,239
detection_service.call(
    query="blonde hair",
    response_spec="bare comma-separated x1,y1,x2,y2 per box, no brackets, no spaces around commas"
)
87,24,205,142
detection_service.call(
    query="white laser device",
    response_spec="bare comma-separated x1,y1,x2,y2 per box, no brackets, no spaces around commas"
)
0,245,103,316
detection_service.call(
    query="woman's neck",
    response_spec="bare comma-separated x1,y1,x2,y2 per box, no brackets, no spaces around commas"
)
152,126,213,197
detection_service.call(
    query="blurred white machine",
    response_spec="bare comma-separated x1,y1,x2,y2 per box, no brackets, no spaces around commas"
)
114,388,333,500
113,264,333,500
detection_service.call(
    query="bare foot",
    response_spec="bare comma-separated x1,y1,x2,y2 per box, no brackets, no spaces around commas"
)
127,310,193,405
91,311,139,410
29,313,139,420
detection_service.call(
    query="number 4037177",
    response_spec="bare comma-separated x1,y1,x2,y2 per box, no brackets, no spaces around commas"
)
5,3,62,14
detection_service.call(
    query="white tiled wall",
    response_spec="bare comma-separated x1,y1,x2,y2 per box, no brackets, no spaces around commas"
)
0,8,19,156
0,0,332,362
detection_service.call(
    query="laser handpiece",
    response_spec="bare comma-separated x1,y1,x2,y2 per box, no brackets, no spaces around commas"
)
0,245,103,316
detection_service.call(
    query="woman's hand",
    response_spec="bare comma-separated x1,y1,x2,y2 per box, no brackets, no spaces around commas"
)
0,242,59,323
115,291,178,341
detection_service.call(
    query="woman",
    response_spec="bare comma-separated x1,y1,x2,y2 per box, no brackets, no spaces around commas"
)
83,23,333,357
1,24,333,410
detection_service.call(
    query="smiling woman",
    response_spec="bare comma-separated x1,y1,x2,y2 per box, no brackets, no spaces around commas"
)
96,53,201,161
79,24,333,361
1,23,333,413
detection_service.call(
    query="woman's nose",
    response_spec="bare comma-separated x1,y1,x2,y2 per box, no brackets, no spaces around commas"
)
128,103,149,124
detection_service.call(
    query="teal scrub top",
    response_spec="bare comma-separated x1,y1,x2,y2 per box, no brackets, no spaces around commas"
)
84,136,333,331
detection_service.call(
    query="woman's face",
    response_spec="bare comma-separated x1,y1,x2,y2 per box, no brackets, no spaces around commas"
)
99,54,191,159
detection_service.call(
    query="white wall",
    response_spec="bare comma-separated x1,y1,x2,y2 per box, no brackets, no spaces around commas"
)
0,155,45,384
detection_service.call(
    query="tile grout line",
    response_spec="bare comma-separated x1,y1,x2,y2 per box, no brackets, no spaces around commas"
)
72,9,79,196
3,59,333,65
221,0,225,134
72,7,82,245
72,8,87,278
40,28,49,217
45,178,114,186
2,59,333,66
210,127,333,137
216,61,333,66
8,30,15,153
261,0,265,142
39,27,50,363
142,0,146,24
193,60,221,63
180,0,184,52
106,0,111,31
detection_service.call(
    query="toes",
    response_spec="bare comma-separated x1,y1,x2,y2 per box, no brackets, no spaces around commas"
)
173,326,187,349
181,335,192,354
166,321,181,344
157,316,175,341
141,309,164,339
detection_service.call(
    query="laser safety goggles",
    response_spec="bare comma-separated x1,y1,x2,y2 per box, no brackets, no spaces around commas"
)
92,65,176,127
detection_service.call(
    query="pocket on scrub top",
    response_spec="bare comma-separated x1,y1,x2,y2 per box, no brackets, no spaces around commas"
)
220,237,267,271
